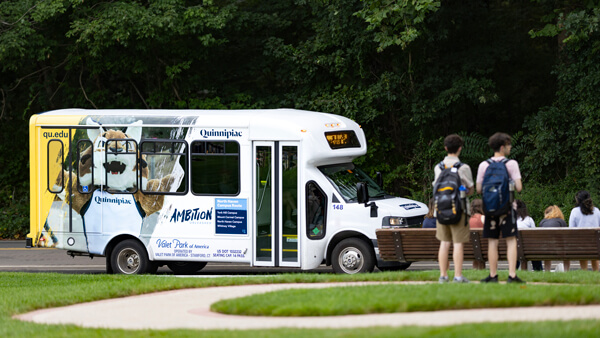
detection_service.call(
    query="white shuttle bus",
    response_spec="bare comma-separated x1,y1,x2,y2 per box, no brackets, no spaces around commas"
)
27,109,427,274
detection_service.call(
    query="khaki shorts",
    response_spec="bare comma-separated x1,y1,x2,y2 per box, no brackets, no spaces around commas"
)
436,214,470,243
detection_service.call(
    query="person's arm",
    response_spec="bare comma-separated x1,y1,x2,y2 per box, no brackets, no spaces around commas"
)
475,161,486,194
506,160,522,192
569,209,577,228
432,165,441,187
513,179,522,193
459,164,475,196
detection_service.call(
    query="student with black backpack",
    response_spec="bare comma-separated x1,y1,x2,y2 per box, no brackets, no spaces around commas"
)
433,134,474,283
476,132,525,283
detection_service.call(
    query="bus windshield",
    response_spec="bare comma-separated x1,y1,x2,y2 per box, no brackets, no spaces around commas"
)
319,163,386,202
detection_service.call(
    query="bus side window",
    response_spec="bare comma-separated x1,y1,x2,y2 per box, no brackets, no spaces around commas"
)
47,139,64,193
191,141,240,195
104,138,139,194
139,140,188,195
306,182,327,239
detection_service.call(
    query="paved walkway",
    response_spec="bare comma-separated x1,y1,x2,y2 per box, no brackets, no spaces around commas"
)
15,282,600,330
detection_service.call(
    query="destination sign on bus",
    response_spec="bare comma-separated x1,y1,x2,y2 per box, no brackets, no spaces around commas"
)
324,131,361,149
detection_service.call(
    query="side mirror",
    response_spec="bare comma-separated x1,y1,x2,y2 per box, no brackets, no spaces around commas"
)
376,172,383,188
356,182,369,204
357,182,378,217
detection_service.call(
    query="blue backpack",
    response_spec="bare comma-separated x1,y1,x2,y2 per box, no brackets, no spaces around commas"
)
481,158,511,216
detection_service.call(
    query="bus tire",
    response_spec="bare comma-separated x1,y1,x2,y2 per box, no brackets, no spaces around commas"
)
111,239,152,275
331,238,375,274
105,255,114,274
167,261,207,275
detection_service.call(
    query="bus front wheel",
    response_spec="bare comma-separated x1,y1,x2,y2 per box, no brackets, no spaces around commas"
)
111,240,153,275
332,238,375,274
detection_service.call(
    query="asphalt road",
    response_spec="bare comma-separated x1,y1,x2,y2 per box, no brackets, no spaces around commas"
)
0,240,504,275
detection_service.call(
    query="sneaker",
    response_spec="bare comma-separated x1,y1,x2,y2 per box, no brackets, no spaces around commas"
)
438,276,449,283
480,274,498,283
507,275,526,284
453,276,470,283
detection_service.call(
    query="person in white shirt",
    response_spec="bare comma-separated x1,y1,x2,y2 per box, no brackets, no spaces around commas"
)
568,190,600,271
515,199,535,229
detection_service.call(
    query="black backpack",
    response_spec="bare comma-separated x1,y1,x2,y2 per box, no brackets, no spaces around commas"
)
481,158,511,216
433,161,464,225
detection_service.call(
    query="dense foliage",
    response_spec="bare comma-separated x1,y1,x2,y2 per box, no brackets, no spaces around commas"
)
1,0,599,237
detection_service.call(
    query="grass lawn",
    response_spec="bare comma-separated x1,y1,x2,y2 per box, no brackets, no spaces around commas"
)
212,282,600,316
1,270,600,337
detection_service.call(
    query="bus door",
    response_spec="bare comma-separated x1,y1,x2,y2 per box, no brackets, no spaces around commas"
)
253,142,300,267
302,180,328,269
42,126,100,252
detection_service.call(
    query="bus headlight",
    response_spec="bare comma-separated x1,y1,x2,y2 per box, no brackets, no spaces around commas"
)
382,216,424,228
382,216,407,228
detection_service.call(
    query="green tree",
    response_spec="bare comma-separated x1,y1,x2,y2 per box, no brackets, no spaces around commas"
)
0,0,574,236
0,0,238,238
526,3,600,186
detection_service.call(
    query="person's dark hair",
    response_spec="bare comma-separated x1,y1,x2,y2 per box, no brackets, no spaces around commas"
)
444,134,464,154
425,198,435,219
470,198,483,215
488,132,511,152
575,190,594,215
515,199,529,220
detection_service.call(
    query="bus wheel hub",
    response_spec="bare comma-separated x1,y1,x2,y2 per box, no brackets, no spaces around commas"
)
127,256,137,266
342,250,361,269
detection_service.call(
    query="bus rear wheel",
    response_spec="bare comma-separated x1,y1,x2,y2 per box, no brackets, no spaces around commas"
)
332,238,375,274
167,262,207,275
111,240,153,275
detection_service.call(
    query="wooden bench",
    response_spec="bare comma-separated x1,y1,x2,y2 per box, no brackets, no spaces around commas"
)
376,228,600,270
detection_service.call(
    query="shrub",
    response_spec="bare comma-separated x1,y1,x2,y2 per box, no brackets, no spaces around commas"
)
0,185,29,240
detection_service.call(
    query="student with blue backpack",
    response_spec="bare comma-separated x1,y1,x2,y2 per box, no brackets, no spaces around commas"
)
476,132,525,283
432,134,474,283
